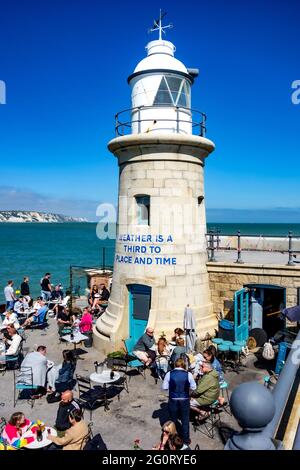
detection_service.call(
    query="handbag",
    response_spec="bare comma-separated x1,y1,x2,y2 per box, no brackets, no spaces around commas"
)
83,433,107,450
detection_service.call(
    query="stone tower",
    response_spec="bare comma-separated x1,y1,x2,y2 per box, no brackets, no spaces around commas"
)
94,15,217,353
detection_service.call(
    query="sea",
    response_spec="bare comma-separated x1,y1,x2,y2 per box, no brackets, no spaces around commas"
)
1,222,300,302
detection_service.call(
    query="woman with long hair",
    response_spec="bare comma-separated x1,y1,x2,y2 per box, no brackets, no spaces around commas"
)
152,421,177,450
54,350,77,393
155,337,171,378
1,412,34,447
88,285,98,307
47,350,77,395
203,346,224,382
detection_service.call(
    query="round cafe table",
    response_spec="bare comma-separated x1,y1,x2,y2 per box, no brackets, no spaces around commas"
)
90,370,120,411
23,426,57,449
16,308,36,318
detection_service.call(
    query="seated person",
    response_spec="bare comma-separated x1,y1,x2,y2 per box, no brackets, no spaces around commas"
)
152,421,177,450
170,338,186,365
0,310,20,331
51,285,64,301
132,327,156,366
47,350,77,394
56,306,72,336
13,296,28,314
88,285,99,308
53,390,82,437
1,412,36,447
192,351,205,379
98,283,110,302
22,299,48,328
90,284,110,312
20,345,49,394
190,361,220,419
203,346,224,383
32,297,43,311
155,337,171,376
48,408,88,450
0,325,22,366
79,307,93,333
171,328,185,344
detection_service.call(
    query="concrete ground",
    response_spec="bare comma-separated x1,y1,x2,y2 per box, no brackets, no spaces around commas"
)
0,317,271,450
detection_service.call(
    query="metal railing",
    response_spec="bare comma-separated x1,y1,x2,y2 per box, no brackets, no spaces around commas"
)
114,105,207,137
206,230,300,266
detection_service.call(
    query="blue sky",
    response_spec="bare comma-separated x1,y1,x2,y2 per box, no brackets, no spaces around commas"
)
0,0,299,221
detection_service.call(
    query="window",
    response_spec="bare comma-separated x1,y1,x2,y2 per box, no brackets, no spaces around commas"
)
135,195,150,225
153,75,191,108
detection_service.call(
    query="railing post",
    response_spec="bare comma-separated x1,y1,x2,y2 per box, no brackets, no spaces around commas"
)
69,265,73,316
208,230,216,262
216,229,220,250
115,114,118,137
235,230,244,264
287,231,295,266
176,107,179,133
138,107,141,134
102,247,106,271
200,113,206,137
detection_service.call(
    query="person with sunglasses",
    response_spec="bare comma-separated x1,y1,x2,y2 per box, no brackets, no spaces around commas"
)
152,421,177,450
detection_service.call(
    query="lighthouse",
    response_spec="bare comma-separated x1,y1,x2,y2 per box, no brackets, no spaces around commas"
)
94,13,217,353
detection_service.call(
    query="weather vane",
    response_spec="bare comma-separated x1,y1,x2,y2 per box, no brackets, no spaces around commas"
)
149,9,173,40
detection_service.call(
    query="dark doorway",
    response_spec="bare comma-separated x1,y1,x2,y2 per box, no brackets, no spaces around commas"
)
245,284,286,338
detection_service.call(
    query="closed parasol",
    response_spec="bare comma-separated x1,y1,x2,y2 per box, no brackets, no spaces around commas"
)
183,305,197,353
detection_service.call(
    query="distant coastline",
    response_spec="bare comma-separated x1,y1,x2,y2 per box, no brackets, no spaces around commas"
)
0,210,87,223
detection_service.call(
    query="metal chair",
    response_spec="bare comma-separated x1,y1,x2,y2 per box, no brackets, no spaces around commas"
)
13,366,38,408
75,374,106,420
0,417,6,434
106,357,129,397
79,421,94,450
219,381,232,415
122,339,146,380
4,339,24,371
29,309,49,332
192,400,222,439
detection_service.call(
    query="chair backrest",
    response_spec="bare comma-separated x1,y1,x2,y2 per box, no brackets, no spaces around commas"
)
123,338,135,355
0,416,6,434
76,374,91,394
79,422,93,450
37,307,48,324
83,433,107,450
15,366,33,386
110,358,127,373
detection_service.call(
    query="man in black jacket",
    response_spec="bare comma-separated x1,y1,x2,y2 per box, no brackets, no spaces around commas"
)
20,276,30,301
54,390,82,437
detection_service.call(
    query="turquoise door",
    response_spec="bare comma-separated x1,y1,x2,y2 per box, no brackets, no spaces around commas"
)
234,288,249,342
128,284,151,345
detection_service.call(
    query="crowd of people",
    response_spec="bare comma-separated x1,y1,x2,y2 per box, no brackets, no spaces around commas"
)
130,325,227,448
2,392,90,450
1,274,228,451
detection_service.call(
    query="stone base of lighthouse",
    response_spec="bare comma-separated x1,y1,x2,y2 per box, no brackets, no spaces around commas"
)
93,134,218,355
